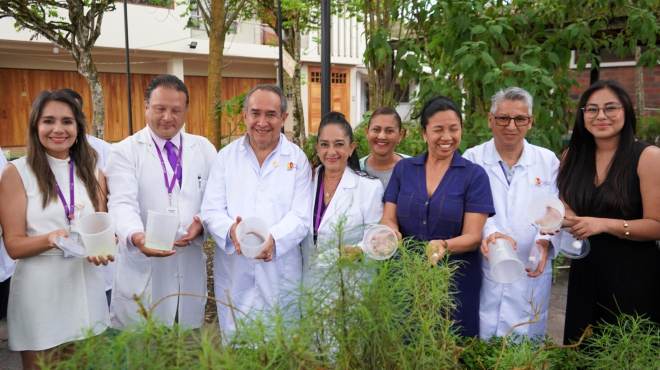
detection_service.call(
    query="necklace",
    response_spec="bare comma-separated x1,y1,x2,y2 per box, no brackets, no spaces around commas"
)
323,176,340,203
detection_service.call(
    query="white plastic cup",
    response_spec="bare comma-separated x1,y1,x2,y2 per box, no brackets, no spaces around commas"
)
488,238,525,284
529,196,565,233
361,224,398,260
78,212,117,256
236,217,269,259
558,231,591,259
145,210,180,251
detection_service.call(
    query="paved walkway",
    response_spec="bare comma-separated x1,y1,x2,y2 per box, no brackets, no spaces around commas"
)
547,265,569,343
0,268,570,369
0,320,20,370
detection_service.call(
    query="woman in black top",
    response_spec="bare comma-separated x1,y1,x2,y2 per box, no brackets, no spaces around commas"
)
557,80,660,344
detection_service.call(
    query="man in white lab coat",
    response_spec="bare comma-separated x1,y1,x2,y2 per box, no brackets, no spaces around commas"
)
106,75,217,329
463,87,559,340
201,85,312,335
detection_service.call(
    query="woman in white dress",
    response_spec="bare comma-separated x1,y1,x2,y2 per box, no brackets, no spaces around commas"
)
0,90,112,369
302,112,384,290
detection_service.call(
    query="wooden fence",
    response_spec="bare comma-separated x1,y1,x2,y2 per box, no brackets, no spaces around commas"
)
0,68,274,147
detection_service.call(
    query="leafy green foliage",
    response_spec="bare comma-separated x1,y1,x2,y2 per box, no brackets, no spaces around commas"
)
638,115,660,146
43,240,660,369
128,0,174,7
351,0,660,154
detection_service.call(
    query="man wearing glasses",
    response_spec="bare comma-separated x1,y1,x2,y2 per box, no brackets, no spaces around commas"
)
463,87,560,340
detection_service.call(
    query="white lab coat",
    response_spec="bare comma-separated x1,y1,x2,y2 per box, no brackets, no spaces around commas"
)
463,139,559,339
106,127,216,329
87,134,112,171
86,134,116,292
201,134,312,334
301,166,383,287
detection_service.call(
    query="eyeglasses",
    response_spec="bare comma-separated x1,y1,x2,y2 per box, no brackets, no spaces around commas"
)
581,104,622,119
493,115,531,127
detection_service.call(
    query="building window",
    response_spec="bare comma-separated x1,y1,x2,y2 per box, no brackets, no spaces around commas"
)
331,72,347,84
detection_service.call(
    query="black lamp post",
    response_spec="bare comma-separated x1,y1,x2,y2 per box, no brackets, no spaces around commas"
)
123,0,133,135
321,0,330,117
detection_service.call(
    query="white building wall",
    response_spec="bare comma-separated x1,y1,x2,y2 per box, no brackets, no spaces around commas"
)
0,4,375,134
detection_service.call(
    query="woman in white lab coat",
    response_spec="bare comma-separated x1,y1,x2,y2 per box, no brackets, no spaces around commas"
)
302,112,384,290
464,138,559,339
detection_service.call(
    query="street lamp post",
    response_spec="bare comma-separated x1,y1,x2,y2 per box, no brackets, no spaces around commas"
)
321,0,331,117
123,0,133,135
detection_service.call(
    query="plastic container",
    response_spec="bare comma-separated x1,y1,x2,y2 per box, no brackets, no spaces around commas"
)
145,210,180,251
529,196,565,233
526,242,542,271
78,212,117,256
236,217,270,259
557,231,591,259
488,238,525,284
361,224,398,260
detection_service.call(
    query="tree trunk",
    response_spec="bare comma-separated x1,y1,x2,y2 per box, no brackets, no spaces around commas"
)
76,48,105,139
362,0,396,110
285,29,305,146
207,0,227,148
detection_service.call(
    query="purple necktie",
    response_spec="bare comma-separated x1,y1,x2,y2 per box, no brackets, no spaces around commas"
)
164,140,182,186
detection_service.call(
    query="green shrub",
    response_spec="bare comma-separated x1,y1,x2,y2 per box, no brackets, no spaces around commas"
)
638,115,660,146
43,240,660,369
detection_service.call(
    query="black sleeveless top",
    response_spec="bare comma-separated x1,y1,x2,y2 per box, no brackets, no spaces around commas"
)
563,141,659,344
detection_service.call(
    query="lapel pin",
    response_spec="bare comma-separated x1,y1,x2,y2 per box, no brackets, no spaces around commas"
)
287,161,296,170
535,177,542,185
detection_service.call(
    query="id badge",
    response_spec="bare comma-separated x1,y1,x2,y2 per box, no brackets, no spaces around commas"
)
167,193,179,215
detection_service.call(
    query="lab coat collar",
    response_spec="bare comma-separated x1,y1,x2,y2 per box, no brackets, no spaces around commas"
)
339,167,359,189
135,126,199,185
410,151,467,167
136,125,184,146
316,166,359,231
239,133,291,157
483,138,534,167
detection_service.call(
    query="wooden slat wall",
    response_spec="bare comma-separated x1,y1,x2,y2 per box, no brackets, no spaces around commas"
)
0,68,274,147
184,76,275,140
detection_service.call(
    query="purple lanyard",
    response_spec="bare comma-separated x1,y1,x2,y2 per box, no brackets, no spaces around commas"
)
54,160,75,224
314,180,325,233
152,135,183,195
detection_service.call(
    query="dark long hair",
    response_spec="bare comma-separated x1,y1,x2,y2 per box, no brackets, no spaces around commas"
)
557,80,637,215
27,90,100,210
316,111,361,173
416,95,463,130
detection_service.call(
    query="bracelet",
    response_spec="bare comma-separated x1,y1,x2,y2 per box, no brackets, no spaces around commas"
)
623,221,630,238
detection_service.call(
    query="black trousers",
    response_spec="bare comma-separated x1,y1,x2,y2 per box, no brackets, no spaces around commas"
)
0,278,9,320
